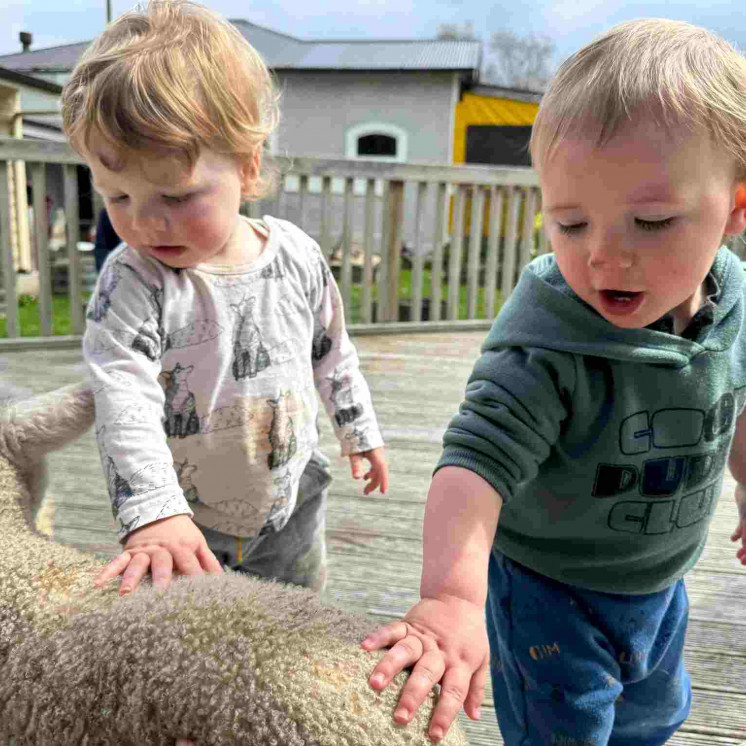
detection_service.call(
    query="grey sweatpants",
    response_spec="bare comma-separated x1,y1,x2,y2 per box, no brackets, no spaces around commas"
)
197,452,332,593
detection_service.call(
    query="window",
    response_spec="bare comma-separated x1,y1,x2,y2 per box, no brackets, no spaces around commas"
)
357,133,397,158
345,122,408,162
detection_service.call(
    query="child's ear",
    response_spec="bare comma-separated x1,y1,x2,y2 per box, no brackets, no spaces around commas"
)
239,148,262,197
724,183,746,236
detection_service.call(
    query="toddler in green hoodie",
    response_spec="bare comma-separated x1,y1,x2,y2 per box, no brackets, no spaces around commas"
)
363,18,746,746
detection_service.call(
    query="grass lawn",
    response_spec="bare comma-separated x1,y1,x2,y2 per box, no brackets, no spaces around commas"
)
1,270,502,337
347,268,503,324
0,294,89,338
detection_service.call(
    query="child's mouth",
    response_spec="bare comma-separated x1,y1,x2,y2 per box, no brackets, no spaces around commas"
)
599,289,644,316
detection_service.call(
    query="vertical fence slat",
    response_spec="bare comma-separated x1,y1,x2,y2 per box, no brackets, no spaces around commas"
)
31,162,52,337
320,176,332,260
536,190,550,255
340,177,353,321
362,178,376,324
430,182,447,322
519,187,538,272
501,186,522,301
447,185,467,320
410,181,427,323
273,174,285,219
485,186,504,320
298,175,308,227
0,160,18,338
377,181,390,322
466,185,485,319
385,180,405,323
63,164,84,335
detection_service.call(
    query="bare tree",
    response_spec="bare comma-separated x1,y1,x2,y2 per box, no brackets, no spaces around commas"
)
485,31,555,92
436,22,476,41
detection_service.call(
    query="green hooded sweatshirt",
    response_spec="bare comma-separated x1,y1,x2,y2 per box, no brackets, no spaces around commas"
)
437,248,746,594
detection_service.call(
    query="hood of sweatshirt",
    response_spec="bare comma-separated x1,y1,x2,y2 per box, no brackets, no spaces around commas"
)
487,247,745,368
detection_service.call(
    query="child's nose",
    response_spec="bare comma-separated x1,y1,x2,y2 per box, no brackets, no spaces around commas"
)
131,202,168,235
588,234,634,269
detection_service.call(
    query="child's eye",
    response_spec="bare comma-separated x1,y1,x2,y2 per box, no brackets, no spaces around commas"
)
557,222,586,235
636,217,675,232
163,194,192,204
108,195,128,204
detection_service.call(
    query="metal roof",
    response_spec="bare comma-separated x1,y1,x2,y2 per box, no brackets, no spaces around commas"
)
0,20,481,75
0,42,89,73
0,64,64,92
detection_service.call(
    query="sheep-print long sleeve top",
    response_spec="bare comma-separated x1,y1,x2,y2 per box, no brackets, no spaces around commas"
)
84,216,383,540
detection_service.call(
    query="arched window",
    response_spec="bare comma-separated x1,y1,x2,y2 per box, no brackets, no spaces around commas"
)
357,133,397,158
345,122,408,162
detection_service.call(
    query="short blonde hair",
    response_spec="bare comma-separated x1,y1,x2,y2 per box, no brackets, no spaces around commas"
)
530,19,746,180
61,0,280,198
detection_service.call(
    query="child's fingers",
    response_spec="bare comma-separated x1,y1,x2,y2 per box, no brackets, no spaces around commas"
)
150,549,175,591
426,664,473,742
463,663,488,721
361,619,410,652
196,544,224,574
171,546,206,577
93,551,132,586
391,647,447,729
119,551,154,595
349,453,364,479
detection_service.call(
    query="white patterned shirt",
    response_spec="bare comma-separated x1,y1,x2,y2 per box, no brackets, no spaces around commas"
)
84,216,383,539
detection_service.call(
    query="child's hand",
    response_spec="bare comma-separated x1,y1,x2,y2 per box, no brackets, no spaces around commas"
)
361,595,489,743
731,483,746,564
94,514,222,595
349,446,389,495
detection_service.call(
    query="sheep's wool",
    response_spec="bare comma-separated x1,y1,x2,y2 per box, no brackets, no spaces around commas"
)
0,383,468,745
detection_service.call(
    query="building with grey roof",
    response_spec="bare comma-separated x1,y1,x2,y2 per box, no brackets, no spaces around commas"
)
0,20,481,166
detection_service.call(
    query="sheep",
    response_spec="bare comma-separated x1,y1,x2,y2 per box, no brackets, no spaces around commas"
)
0,381,467,746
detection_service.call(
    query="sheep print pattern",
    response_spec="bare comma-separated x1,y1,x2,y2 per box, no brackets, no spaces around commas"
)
84,216,382,539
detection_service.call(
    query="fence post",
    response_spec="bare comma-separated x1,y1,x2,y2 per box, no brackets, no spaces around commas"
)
340,176,353,321
447,185,466,320
64,164,84,335
430,182,447,322
385,179,404,322
466,185,485,319
31,162,52,336
0,160,18,337
411,181,427,323
485,186,504,319
361,178,376,324
500,187,522,301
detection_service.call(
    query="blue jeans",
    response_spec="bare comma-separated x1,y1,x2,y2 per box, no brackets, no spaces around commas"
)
198,452,332,593
486,550,691,746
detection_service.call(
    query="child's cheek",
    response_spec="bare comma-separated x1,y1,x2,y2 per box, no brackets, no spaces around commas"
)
182,204,231,246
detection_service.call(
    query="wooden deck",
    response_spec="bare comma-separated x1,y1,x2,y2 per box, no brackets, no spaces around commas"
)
2,329,746,745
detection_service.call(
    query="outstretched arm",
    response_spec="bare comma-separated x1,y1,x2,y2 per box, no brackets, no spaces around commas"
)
362,466,502,742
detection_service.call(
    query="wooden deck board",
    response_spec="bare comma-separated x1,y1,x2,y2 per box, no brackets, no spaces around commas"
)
3,330,746,743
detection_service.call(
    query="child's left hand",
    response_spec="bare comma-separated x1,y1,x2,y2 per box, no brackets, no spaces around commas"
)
731,483,746,564
349,446,389,495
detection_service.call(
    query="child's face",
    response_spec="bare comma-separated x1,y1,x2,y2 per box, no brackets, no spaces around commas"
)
86,135,256,268
540,118,746,330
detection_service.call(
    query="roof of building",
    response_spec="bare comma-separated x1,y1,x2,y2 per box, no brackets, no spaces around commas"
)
0,64,63,93
0,19,481,75
468,83,543,103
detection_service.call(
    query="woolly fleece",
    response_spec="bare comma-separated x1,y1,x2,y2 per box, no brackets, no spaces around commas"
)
0,383,468,746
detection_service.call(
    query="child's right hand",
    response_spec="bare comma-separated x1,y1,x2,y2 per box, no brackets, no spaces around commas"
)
94,514,223,595
361,595,489,743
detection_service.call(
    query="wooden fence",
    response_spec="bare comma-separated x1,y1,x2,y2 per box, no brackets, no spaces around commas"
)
0,137,546,342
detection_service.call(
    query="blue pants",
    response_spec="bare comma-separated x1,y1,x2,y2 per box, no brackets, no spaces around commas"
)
198,452,332,593
486,551,691,746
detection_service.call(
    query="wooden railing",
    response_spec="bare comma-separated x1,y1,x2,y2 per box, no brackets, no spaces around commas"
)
0,137,544,342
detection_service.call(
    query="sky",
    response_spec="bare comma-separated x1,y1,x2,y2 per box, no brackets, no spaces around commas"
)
1,0,744,74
